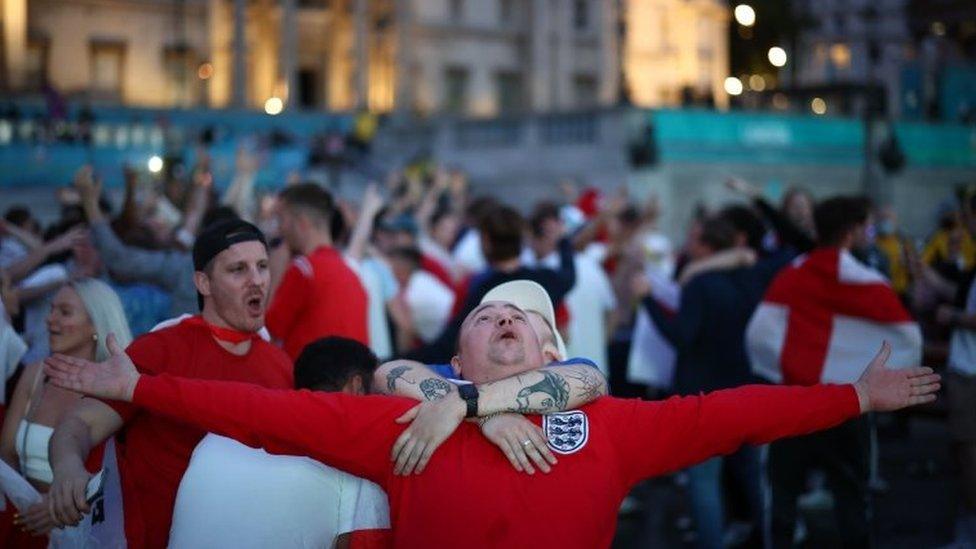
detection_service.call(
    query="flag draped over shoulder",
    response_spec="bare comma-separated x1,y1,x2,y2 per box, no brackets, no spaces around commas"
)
746,247,922,385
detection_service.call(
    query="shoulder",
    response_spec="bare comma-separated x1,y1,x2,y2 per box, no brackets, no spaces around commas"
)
290,256,315,279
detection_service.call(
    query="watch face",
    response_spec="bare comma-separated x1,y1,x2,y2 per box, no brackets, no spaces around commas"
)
458,383,478,400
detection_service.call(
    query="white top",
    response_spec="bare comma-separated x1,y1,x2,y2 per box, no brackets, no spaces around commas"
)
15,420,54,484
950,282,976,376
565,253,616,376
358,257,398,361
404,270,455,343
169,434,390,549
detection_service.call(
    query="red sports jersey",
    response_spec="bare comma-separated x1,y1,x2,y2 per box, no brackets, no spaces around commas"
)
107,318,293,549
266,245,369,360
130,375,859,548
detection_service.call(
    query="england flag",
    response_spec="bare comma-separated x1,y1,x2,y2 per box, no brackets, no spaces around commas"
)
746,247,922,385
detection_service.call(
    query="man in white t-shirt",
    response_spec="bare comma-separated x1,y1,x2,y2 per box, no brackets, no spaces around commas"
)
168,337,390,548
523,203,616,376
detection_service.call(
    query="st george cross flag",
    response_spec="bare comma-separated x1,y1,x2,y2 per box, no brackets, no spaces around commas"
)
746,247,922,385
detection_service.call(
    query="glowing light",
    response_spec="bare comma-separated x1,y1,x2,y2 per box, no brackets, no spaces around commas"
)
768,46,788,67
748,74,766,91
148,155,164,173
264,97,284,115
197,63,214,80
733,5,756,27
811,97,827,115
724,77,744,96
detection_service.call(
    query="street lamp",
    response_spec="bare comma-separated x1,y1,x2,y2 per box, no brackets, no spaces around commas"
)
768,47,788,68
147,155,164,174
734,5,756,27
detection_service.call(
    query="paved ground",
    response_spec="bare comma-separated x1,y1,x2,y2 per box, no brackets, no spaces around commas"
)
613,411,958,548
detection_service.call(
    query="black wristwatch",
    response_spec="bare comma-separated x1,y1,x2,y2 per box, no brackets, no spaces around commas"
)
457,383,480,418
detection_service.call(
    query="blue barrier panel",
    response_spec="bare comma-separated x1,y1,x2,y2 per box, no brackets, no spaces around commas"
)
893,121,976,168
648,109,864,165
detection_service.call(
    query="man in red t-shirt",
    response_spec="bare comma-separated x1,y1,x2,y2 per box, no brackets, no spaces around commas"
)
266,183,369,359
45,285,940,548
46,219,292,548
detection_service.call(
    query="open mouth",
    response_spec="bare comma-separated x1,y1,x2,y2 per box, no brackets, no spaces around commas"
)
495,329,520,343
245,294,264,314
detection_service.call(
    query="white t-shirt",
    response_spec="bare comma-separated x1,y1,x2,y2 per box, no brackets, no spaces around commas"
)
452,228,485,275
169,434,390,549
949,281,976,376
565,252,616,376
404,270,455,343
353,256,398,361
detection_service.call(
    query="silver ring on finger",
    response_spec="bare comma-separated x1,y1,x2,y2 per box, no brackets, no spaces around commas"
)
521,439,532,447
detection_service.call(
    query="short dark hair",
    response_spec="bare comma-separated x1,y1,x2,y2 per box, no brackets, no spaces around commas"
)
718,205,766,251
478,205,524,263
814,195,871,247
4,205,32,227
388,246,423,270
529,202,560,238
294,337,379,393
699,214,737,252
278,183,334,228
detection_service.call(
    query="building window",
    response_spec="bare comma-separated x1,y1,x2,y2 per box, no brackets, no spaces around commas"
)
499,0,515,25
163,44,199,106
24,37,49,90
573,74,598,106
573,0,589,30
444,66,469,114
90,41,125,99
496,71,524,113
449,0,464,23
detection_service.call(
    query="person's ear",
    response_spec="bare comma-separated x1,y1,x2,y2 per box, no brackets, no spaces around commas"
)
450,355,462,377
541,344,560,365
193,271,211,297
342,374,366,396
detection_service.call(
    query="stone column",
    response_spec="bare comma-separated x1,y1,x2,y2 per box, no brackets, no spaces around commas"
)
232,0,248,108
394,0,413,114
529,0,551,111
280,0,298,107
354,0,369,109
2,0,27,90
598,0,619,106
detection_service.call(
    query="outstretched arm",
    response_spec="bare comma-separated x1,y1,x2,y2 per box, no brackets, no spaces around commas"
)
43,336,413,485
613,342,939,484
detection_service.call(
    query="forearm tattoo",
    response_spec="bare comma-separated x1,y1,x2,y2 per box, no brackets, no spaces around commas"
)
419,378,453,401
514,371,570,413
386,365,415,393
563,368,607,402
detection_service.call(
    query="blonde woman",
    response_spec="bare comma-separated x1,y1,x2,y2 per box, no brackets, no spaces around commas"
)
0,278,132,542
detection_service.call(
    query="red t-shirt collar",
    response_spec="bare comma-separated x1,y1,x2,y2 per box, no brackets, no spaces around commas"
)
184,315,261,345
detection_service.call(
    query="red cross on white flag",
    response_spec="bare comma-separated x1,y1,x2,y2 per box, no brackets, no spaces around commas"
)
746,247,922,385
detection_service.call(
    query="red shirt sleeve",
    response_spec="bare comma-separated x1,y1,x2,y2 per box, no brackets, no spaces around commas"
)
131,374,415,485
606,383,861,484
99,332,171,422
266,260,311,341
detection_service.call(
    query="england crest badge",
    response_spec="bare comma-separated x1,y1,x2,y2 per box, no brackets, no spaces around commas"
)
543,410,589,455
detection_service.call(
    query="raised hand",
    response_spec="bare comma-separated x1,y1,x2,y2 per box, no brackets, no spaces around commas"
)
853,342,941,413
390,395,465,475
44,334,140,402
479,413,557,474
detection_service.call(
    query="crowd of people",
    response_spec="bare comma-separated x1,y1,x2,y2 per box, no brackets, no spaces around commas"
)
0,152,965,548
